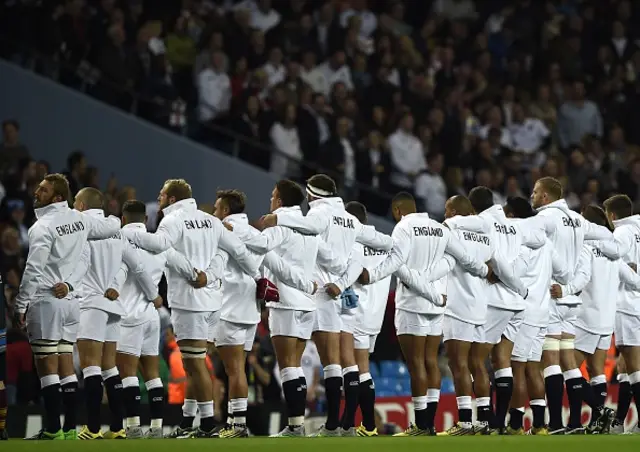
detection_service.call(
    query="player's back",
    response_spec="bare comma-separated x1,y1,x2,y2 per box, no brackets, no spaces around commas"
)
611,216,640,316
176,208,224,270
537,199,584,279
578,244,619,333
353,240,391,334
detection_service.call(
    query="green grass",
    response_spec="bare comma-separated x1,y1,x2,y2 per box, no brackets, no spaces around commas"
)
4,436,640,452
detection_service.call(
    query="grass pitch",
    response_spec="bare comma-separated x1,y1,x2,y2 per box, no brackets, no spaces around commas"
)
5,436,640,452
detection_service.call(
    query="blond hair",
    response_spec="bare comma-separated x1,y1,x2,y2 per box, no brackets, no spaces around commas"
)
163,179,192,201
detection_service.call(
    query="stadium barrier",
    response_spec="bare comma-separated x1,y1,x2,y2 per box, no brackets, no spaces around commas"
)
7,393,637,437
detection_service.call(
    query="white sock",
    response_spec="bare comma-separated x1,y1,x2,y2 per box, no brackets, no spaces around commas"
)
230,398,248,425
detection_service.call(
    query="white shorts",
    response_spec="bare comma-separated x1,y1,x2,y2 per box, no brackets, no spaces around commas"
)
548,303,578,336
483,307,524,344
269,309,315,340
77,308,121,343
395,310,444,337
574,326,612,354
340,308,357,335
443,315,485,343
614,312,640,347
171,309,220,342
512,324,547,362
313,292,342,333
213,319,257,352
26,299,80,344
354,333,378,353
117,316,160,357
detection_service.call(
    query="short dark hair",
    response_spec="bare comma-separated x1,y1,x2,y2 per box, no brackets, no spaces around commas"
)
122,200,147,223
43,173,71,202
582,205,613,231
536,176,563,201
504,196,536,219
76,187,104,209
468,186,494,213
307,174,337,197
346,201,367,224
67,150,85,171
216,189,246,215
604,194,633,219
2,119,19,130
275,179,305,207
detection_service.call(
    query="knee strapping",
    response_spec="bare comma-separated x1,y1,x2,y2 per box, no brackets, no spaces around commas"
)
542,337,560,351
31,340,59,357
180,346,207,359
57,341,74,354
559,338,575,350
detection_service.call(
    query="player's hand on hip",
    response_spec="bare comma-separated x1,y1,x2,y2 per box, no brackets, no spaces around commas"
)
105,288,119,300
358,268,370,284
629,263,637,273
324,283,341,298
550,284,563,299
223,222,234,232
190,269,208,288
52,283,69,299
152,295,163,309
14,311,26,329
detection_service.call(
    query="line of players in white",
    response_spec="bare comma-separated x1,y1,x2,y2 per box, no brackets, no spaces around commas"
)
13,171,640,440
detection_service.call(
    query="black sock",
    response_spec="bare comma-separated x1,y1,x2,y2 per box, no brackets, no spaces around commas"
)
122,385,141,419
61,381,78,432
324,376,342,431
148,387,164,424
180,416,195,429
41,383,62,433
341,371,359,429
582,379,601,425
282,378,301,421
84,375,103,434
459,408,472,423
359,379,376,430
200,416,215,432
477,404,493,424
509,408,524,430
531,405,546,428
545,373,565,430
104,375,124,432
425,402,438,429
494,376,513,428
414,408,428,430
297,377,307,417
565,377,584,429
592,382,607,408
616,380,632,422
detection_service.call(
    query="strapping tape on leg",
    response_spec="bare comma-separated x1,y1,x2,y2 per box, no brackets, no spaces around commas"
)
31,340,59,357
542,337,560,351
58,341,74,354
180,346,207,359
559,338,575,350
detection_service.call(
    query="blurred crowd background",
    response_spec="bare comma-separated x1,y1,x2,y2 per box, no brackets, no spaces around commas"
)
0,0,634,429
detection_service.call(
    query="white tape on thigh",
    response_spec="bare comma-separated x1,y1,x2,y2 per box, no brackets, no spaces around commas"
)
180,346,207,359
542,337,560,351
559,338,575,350
57,341,74,354
31,340,59,357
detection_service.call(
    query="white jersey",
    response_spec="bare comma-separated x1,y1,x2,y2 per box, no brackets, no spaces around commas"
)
275,197,393,284
15,201,121,312
118,223,196,326
536,199,613,305
78,210,159,316
370,213,488,315
444,205,545,311
219,213,314,324
127,198,259,312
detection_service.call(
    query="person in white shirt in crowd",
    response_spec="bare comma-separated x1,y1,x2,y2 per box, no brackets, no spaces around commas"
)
359,192,491,436
317,50,354,97
249,0,281,33
261,174,393,437
340,0,377,38
71,188,160,441
14,174,121,441
599,194,640,434
270,103,303,180
503,197,569,436
263,46,286,89
116,200,201,439
125,179,260,439
388,112,426,192
443,187,544,434
477,105,512,150
300,51,326,95
242,179,348,437
414,152,447,221
508,102,552,170
197,50,231,124
530,176,614,435
213,188,317,438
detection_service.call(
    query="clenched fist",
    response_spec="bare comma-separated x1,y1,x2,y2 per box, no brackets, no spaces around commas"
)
105,288,119,301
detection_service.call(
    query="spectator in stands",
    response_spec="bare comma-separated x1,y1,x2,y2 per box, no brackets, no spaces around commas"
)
557,79,603,151
388,112,426,193
263,47,286,89
197,49,232,135
317,50,354,96
320,115,357,191
509,102,552,169
269,102,302,180
0,120,29,178
5,328,32,405
62,150,86,197
415,152,446,221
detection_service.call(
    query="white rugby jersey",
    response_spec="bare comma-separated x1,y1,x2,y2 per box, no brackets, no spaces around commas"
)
245,206,327,311
15,202,121,312
219,213,315,324
592,214,640,260
275,197,393,284
127,198,259,312
536,199,613,305
444,205,544,311
78,210,158,316
118,223,197,326
607,216,640,316
369,213,488,315
573,244,640,334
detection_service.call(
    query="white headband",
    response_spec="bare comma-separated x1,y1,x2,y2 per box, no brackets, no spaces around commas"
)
306,184,334,198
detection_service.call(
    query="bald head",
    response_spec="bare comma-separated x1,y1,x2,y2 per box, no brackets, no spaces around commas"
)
444,195,474,219
391,192,416,222
75,187,104,211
